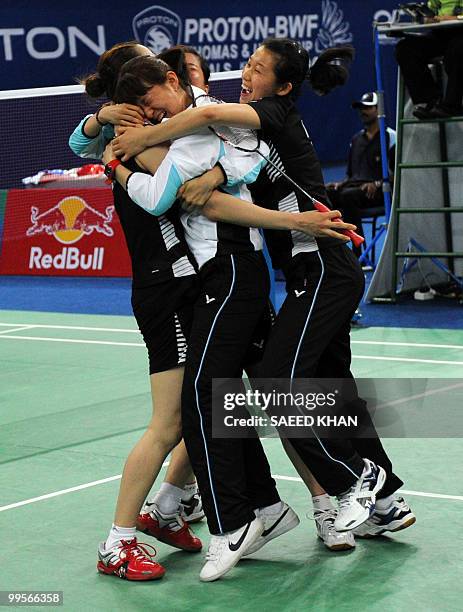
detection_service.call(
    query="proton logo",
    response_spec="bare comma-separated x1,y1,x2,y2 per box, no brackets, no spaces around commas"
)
26,196,114,244
132,6,182,54
315,0,353,54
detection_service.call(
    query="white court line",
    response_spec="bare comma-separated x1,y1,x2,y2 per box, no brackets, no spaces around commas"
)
2,334,461,365
1,323,462,350
352,355,463,366
374,381,463,410
271,474,463,501
0,462,170,513
0,326,34,335
0,335,144,347
0,475,123,512
1,470,462,513
0,323,139,333
352,340,463,351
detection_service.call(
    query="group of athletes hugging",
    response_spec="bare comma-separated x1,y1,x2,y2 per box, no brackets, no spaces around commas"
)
69,38,416,583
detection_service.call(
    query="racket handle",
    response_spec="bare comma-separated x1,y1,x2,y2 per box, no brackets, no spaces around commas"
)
313,201,365,248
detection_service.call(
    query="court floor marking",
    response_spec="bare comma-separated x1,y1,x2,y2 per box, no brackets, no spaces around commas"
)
352,340,463,351
0,462,170,513
352,355,463,366
0,323,139,333
375,381,463,410
0,335,144,347
1,322,462,351
1,334,463,366
0,326,34,335
1,471,462,514
272,475,463,502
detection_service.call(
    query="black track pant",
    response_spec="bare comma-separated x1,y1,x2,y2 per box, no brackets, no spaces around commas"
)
395,32,463,108
257,245,403,497
181,252,280,535
327,186,384,257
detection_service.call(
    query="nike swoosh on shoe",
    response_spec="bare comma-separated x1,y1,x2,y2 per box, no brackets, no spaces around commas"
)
228,522,251,552
262,508,290,538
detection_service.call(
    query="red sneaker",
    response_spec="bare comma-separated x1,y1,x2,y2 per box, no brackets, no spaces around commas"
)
137,504,202,552
97,538,165,581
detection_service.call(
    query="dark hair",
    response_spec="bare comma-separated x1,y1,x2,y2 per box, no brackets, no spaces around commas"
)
262,38,355,98
156,47,191,87
81,41,147,100
174,45,211,84
113,56,171,105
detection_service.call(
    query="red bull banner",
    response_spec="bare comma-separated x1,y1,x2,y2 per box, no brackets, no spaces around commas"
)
0,189,132,277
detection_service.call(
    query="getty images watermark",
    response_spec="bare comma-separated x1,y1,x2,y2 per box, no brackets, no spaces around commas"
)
211,378,463,439
222,388,356,429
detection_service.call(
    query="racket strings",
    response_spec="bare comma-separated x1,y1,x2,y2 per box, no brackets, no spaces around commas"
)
193,93,320,207
192,93,261,151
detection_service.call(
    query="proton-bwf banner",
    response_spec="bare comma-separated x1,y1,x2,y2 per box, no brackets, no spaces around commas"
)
1,1,401,162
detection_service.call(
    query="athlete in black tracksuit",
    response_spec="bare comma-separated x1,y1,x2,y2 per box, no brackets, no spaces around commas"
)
241,94,403,499
179,199,281,536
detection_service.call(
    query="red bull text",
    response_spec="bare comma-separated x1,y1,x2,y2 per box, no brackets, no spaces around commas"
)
29,246,104,270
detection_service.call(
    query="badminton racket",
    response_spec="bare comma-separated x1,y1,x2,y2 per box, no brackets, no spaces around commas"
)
193,94,364,247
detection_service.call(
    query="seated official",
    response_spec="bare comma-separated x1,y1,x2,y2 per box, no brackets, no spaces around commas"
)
395,0,463,119
326,92,395,257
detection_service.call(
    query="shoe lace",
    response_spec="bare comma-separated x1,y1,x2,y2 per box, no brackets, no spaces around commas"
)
337,462,378,511
151,506,185,532
205,536,227,562
337,485,356,511
119,539,157,562
310,509,338,535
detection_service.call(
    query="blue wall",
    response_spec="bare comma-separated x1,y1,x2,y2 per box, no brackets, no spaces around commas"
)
1,0,400,163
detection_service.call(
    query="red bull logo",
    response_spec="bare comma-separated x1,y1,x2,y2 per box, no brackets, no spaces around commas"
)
26,196,114,244
26,195,115,272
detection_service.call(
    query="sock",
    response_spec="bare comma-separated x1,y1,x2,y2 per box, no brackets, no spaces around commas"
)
182,481,198,502
375,494,395,512
312,494,335,513
153,482,184,515
105,524,136,550
258,501,284,515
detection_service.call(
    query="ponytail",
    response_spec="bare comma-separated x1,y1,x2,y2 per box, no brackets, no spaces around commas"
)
262,38,354,99
308,46,355,96
157,47,191,89
80,41,147,101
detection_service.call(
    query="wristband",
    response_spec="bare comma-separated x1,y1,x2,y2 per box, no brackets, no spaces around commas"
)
104,159,122,184
95,108,108,127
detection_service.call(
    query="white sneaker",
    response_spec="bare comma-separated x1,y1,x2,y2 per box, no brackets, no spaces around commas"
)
335,459,386,532
199,517,264,582
314,509,356,551
243,502,300,556
354,497,416,537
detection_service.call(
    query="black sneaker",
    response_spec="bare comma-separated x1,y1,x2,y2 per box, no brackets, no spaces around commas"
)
413,101,438,120
428,103,463,119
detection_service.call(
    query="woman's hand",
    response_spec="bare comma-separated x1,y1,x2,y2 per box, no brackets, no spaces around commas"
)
113,126,154,160
102,141,116,165
294,210,356,241
97,103,145,127
177,167,226,212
